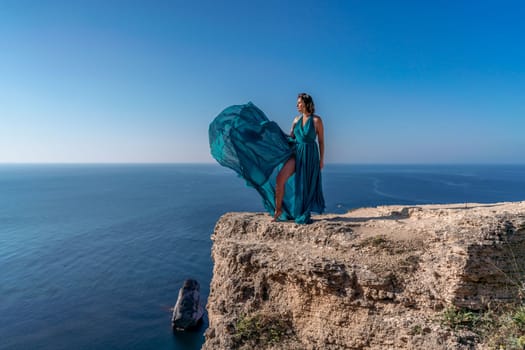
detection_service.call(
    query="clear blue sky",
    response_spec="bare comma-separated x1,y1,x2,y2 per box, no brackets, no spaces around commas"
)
1,0,524,163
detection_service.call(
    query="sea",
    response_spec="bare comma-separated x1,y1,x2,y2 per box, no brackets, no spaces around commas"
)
2,163,525,350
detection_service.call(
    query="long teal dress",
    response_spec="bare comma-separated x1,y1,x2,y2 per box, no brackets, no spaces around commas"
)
209,102,325,224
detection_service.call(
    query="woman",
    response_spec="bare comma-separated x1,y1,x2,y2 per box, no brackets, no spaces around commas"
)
274,93,325,223
208,93,325,224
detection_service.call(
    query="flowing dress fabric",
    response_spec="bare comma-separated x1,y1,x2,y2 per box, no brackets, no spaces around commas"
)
209,102,325,224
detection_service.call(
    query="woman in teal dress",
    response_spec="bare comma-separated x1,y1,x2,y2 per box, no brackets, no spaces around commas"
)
208,93,325,224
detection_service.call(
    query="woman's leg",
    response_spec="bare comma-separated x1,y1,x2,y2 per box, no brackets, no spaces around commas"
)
274,157,295,221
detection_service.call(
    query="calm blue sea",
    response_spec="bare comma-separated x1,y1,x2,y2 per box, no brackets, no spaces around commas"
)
2,164,525,350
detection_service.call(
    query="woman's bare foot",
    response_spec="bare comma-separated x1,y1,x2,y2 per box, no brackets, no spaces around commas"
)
273,208,282,222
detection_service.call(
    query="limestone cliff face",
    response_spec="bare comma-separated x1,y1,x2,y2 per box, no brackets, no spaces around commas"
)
203,202,525,350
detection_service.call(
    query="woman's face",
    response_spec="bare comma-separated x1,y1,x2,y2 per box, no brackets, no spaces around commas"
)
297,98,306,113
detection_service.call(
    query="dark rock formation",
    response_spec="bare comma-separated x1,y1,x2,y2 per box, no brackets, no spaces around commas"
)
172,279,204,331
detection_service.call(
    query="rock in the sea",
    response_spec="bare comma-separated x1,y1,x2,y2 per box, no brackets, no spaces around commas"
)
171,279,204,331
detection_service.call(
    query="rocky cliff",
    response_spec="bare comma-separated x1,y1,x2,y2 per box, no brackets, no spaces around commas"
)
203,202,525,349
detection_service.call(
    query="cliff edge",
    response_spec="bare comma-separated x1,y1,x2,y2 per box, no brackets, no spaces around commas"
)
203,202,525,349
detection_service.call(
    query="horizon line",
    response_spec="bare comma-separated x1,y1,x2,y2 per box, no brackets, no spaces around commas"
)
1,162,525,166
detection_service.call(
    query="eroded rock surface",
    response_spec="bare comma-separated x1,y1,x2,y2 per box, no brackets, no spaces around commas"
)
203,202,525,349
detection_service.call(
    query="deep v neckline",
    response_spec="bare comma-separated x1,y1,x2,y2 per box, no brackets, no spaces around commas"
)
301,115,312,129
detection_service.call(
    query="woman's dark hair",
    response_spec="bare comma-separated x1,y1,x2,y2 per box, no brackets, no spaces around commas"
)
298,93,315,114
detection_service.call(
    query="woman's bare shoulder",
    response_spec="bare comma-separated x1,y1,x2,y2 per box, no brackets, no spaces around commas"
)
313,115,323,122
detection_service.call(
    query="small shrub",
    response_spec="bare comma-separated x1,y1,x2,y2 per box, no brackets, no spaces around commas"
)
234,312,292,347
439,304,525,349
410,324,422,335
441,307,481,331
512,306,525,330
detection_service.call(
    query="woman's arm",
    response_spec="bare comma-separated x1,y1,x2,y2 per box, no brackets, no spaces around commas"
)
290,115,301,137
314,116,324,169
